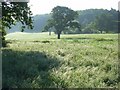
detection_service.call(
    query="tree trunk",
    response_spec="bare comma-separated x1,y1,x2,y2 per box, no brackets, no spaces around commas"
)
57,33,60,39
49,31,51,35
2,28,7,47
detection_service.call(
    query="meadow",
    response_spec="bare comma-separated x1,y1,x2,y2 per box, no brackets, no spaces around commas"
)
2,32,118,88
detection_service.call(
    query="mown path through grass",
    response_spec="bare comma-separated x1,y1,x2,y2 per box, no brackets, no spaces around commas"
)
2,32,118,88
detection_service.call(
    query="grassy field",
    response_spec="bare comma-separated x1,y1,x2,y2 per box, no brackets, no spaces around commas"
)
2,32,118,88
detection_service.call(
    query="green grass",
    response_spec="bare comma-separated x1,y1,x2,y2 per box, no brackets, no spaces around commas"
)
2,32,118,88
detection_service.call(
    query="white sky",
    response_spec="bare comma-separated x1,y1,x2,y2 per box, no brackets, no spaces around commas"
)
29,0,120,15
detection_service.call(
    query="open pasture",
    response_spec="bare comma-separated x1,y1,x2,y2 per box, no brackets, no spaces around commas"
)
2,32,118,88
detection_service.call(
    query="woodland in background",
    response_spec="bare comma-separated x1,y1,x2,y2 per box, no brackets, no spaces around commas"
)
8,8,119,34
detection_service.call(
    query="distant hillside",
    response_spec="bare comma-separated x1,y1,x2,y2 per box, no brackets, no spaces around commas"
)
6,8,118,33
7,14,51,33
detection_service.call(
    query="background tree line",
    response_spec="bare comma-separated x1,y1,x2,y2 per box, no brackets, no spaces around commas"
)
7,8,119,34
78,8,118,34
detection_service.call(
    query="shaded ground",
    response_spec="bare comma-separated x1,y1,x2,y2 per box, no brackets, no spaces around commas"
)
2,49,63,88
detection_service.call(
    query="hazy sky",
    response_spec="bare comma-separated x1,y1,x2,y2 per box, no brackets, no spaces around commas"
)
29,0,119,15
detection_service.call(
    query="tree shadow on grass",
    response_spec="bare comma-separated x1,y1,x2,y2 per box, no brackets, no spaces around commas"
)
2,49,62,88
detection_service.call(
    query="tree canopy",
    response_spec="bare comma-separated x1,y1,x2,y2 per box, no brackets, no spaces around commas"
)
1,1,33,31
44,6,80,39
1,1,33,47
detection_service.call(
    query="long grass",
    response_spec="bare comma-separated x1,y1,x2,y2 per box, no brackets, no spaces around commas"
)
2,32,118,88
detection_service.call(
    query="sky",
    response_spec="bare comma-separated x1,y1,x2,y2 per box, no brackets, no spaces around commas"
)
29,0,120,15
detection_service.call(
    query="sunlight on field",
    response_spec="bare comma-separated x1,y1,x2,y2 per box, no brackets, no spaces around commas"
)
6,32,118,41
3,33,118,88
5,32,56,41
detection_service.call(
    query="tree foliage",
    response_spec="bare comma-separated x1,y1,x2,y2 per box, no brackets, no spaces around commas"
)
78,8,118,33
1,1,33,47
94,11,118,33
44,6,80,39
2,2,33,30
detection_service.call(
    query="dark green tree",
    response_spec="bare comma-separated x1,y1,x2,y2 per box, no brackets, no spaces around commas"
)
44,19,54,35
94,10,118,33
44,6,80,39
94,14,107,33
82,22,99,34
1,1,33,47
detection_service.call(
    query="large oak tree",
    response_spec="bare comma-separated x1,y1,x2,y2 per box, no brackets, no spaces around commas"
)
44,6,80,39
